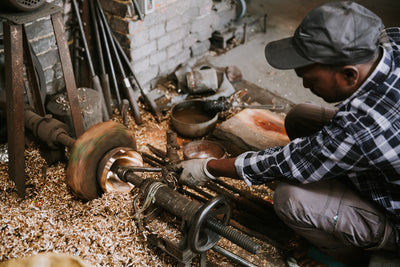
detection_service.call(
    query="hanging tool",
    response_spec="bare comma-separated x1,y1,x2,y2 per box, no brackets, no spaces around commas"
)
71,0,109,121
88,0,113,116
113,35,162,122
95,0,142,124
94,3,122,108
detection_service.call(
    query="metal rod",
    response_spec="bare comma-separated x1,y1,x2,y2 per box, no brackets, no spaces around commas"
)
147,144,167,159
141,152,165,166
120,99,130,127
212,245,258,267
89,0,113,116
113,34,162,122
117,167,260,254
121,166,163,172
94,5,121,107
71,0,109,121
95,0,142,124
206,217,261,254
232,104,285,110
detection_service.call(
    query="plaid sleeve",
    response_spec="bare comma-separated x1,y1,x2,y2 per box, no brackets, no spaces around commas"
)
234,120,368,186
235,147,283,186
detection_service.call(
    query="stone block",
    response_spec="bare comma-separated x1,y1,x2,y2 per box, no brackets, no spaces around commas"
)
157,35,172,50
149,23,166,40
44,68,55,84
191,40,210,57
136,65,159,85
191,16,213,41
149,50,167,66
132,56,150,74
198,1,213,17
168,49,191,70
165,27,187,47
130,29,150,47
30,36,54,55
24,19,54,42
167,40,183,58
37,49,59,69
130,40,156,61
166,16,181,32
183,34,197,49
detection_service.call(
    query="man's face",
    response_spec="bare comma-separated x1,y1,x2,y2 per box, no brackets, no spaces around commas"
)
295,64,348,103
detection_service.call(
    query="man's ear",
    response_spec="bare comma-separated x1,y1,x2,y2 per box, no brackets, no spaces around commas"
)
341,66,359,86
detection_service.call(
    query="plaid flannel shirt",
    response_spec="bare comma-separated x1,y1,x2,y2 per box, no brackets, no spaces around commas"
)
235,28,400,238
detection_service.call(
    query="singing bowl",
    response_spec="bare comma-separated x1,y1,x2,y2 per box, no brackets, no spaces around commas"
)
171,100,218,138
183,140,226,160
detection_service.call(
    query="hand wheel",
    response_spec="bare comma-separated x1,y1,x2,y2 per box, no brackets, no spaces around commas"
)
188,195,232,253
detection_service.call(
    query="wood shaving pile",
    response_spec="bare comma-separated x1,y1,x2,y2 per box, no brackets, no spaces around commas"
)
0,108,286,266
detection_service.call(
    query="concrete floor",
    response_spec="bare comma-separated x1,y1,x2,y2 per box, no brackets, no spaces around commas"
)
206,0,400,108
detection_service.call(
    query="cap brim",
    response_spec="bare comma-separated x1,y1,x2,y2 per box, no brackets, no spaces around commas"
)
265,37,313,69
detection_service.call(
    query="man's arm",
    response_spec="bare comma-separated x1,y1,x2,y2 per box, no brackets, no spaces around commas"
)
178,157,241,187
207,158,240,179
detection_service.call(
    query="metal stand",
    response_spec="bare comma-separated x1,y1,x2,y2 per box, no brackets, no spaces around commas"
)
1,3,84,198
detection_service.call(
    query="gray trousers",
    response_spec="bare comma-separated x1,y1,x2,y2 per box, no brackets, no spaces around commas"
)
274,103,398,257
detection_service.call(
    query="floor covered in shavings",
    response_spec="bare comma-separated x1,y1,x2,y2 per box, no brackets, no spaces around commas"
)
0,109,288,267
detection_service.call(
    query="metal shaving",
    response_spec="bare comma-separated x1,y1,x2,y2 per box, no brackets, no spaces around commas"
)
0,143,8,163
0,107,286,266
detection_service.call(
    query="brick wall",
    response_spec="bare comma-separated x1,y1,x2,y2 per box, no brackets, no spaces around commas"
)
104,0,237,91
0,0,240,98
0,0,68,96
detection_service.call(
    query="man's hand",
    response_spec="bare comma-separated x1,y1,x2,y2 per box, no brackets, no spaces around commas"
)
178,158,216,187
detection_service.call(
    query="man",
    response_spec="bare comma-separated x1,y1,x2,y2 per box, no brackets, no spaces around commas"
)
178,1,400,266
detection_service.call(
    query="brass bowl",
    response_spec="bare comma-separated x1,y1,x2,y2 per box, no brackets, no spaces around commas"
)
171,100,218,138
183,140,226,160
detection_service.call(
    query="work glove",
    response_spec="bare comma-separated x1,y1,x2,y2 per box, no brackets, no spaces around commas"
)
178,158,216,187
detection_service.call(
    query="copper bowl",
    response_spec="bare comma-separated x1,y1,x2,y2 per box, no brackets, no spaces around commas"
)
183,140,226,160
171,100,218,138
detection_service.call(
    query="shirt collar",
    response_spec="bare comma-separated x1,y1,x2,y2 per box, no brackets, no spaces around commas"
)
336,46,391,109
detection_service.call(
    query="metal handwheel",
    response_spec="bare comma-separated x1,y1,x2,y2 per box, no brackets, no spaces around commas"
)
188,195,232,253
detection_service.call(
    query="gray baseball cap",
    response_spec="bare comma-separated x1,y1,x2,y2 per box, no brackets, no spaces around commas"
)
265,1,384,69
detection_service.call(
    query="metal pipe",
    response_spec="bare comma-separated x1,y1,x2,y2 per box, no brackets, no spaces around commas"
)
94,4,121,107
212,245,258,267
120,99,130,127
113,34,162,122
89,0,113,116
95,0,142,124
147,144,167,159
71,0,109,121
115,168,260,254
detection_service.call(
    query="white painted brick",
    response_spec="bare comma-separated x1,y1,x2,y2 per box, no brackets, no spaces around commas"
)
130,40,157,61
157,35,172,50
167,40,183,58
166,16,182,32
129,29,150,47
150,50,167,66
132,57,150,74
136,65,159,85
149,23,166,40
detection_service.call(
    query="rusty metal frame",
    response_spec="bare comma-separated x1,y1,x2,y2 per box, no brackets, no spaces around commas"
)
51,12,84,138
4,21,26,198
2,4,85,198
